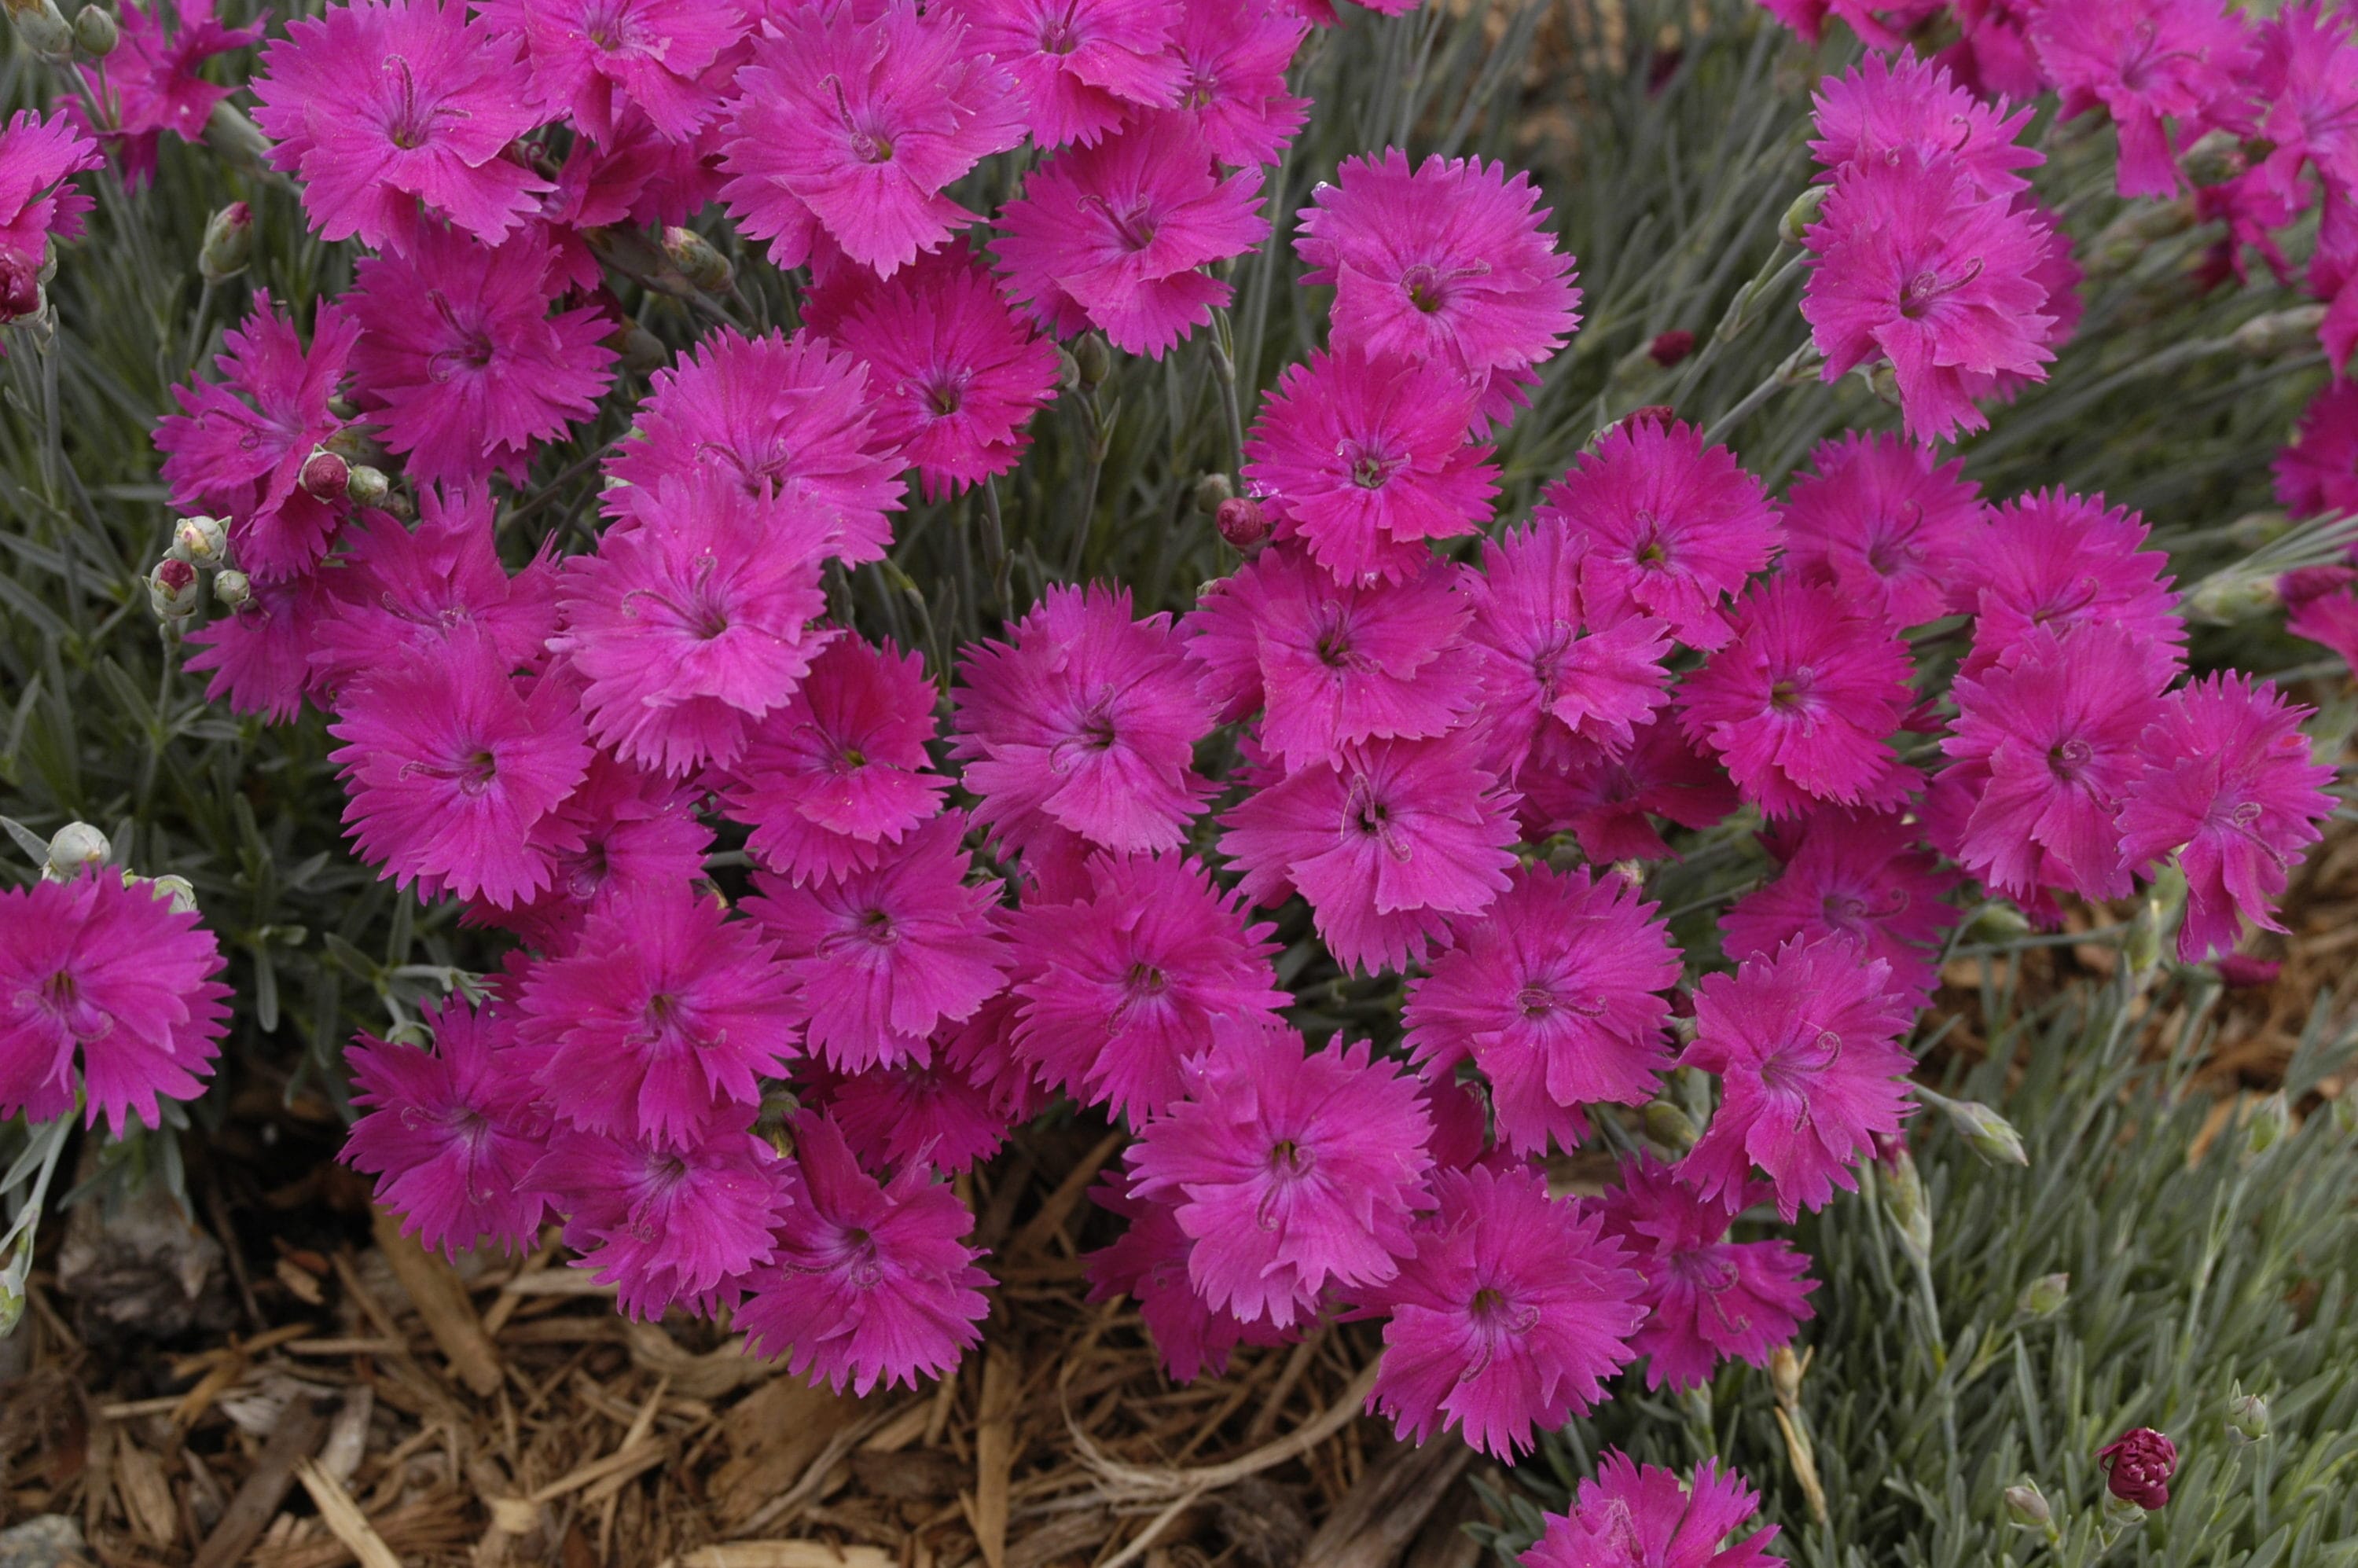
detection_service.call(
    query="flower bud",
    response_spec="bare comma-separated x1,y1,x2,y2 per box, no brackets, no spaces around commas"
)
1884,1145,1932,1265
44,821,110,879
1648,329,1695,367
2214,953,2279,989
2128,862,2187,973
172,513,230,568
0,253,40,322
1215,495,1269,551
72,3,116,55
2097,1427,2177,1511
1865,359,1903,408
1779,185,1829,245
1936,1096,2028,1166
1073,332,1113,390
2225,1390,2269,1444
198,200,254,285
213,567,253,611
11,0,75,56
149,556,203,620
2017,1272,2070,1319
2185,568,2280,626
145,873,199,915
0,1274,20,1338
1193,472,1234,514
1768,1344,1804,1406
1963,902,2034,942
2181,129,2246,187
344,464,390,507
299,448,350,503
2246,1091,2292,1159
2234,304,2328,360
2003,1481,2051,1530
662,226,733,293
618,325,666,376
1643,1099,1699,1153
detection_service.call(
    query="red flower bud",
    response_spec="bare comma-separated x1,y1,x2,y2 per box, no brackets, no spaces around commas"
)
1647,329,1695,367
2213,953,2280,989
155,557,197,594
299,449,350,503
1624,403,1677,430
2097,1428,2176,1511
1215,495,1269,550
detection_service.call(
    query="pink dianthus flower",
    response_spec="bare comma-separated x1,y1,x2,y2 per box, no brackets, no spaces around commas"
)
483,753,712,953
0,109,97,321
1129,1028,1434,1328
185,571,336,722
1086,1177,1287,1381
2275,382,2358,520
1722,810,1958,1010
1679,936,1916,1222
1961,489,2184,679
343,997,550,1259
83,0,260,185
1522,1452,1781,1568
1221,733,1520,975
250,0,551,252
479,0,744,146
0,872,229,1133
1517,720,1739,864
1539,417,1779,652
829,1051,1016,1175
2032,0,2256,198
1404,865,1679,1158
1168,0,1309,168
1242,347,1498,586
2119,675,2337,961
1809,50,2043,198
739,1112,992,1394
1372,1164,1644,1460
1780,431,1982,631
947,0,1188,149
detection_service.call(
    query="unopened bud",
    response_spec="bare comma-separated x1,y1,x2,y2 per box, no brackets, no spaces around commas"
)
2087,198,2197,277
2235,304,2328,360
149,555,203,619
618,325,666,375
72,3,116,54
171,513,229,568
344,464,390,507
2003,1482,2052,1530
198,201,253,285
1937,1096,2028,1166
1885,1146,1932,1265
1779,184,1829,245
299,448,349,503
1864,358,1903,409
2246,1091,2292,1158
1193,472,1234,514
1642,1099,1699,1153
213,567,253,611
1768,1344,1804,1406
1073,332,1113,390
1215,495,1269,550
2181,129,2246,187
145,873,198,915
2018,1272,2070,1319
44,821,110,879
1964,902,2034,942
2185,568,2280,625
12,0,75,55
0,1276,20,1337
0,252,39,322
1648,329,1696,367
2225,1390,2270,1443
2128,862,2187,973
661,226,733,293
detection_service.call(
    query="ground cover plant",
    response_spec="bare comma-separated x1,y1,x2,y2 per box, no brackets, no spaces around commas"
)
1,0,2356,1563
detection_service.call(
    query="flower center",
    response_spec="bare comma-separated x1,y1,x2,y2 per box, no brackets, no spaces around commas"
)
1897,258,1985,320
1343,442,1404,490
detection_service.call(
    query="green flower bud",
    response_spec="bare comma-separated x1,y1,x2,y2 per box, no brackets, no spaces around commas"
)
2017,1272,2070,1320
2180,129,2246,187
172,513,230,569
1073,332,1113,390
344,464,391,507
1964,902,2034,942
198,201,253,285
1193,472,1235,514
1779,185,1829,245
1886,1147,1933,1265
2185,569,2281,626
662,226,733,294
149,556,204,620
12,0,75,57
44,821,110,879
72,3,116,55
2003,1481,2051,1529
2233,304,2328,360
145,873,199,916
1643,1099,1699,1154
0,1274,22,1339
618,325,667,376
2226,1390,2269,1444
2246,1092,2292,1159
1931,1094,2028,1166
213,567,253,612
2126,862,2187,974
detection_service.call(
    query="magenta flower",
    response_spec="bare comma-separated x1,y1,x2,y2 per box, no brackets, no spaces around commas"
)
1405,865,1679,1158
721,1,1023,276
1462,518,1674,779
185,572,336,722
2119,675,2337,961
310,487,557,695
516,888,799,1147
347,226,615,487
1523,1452,1781,1568
343,997,550,1259
486,752,712,953
1222,733,1521,975
1372,1164,1644,1460
155,292,358,582
83,0,260,184
1680,936,1915,1222
1295,148,1581,392
0,872,229,1133
1184,547,1478,770
550,478,832,777
530,1120,789,1320
1755,0,1940,48
723,637,950,887
250,0,551,252
1540,417,1780,652
479,0,744,145
1596,1155,1816,1394
1781,432,1983,631
830,1052,1015,1176
1940,624,2169,905
739,1112,992,1394
1518,721,1739,865
948,0,1188,149
2275,382,2358,520
1722,810,1959,1010
0,109,97,321
2096,1427,2179,1511
1941,0,2048,101
952,583,1215,861
606,329,905,571
328,639,593,909
1129,1029,1433,1327
1678,575,1919,821
2033,0,2256,197
2283,566,2358,673
994,113,1267,357
745,813,1010,1073
1802,146,2057,443
1087,1177,1287,1381
824,251,1062,498
1009,851,1289,1123
1243,347,1499,586
1169,0,1309,167
2250,4,2358,214
1961,489,2184,680
1809,50,2043,198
